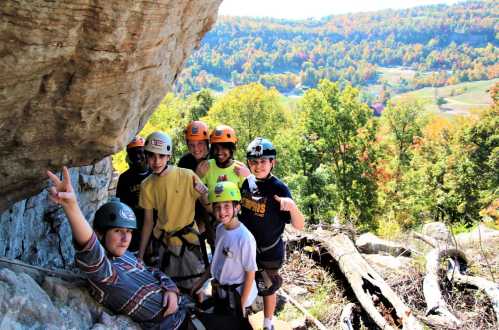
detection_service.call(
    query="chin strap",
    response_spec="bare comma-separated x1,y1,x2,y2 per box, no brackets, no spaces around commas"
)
154,164,169,176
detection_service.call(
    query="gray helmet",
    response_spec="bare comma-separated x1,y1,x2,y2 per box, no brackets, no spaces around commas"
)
93,197,137,231
246,137,276,160
144,131,172,155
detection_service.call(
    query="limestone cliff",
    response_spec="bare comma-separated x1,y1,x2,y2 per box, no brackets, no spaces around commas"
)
0,0,222,211
0,158,112,268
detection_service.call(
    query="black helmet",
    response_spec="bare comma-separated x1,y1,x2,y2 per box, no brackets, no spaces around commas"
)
246,137,276,160
93,197,137,231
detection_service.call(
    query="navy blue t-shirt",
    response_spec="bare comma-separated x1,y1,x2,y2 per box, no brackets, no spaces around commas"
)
239,175,291,262
116,168,151,252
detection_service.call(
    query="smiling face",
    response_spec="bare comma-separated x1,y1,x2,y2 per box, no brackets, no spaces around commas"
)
127,147,147,172
104,227,132,257
248,157,275,179
146,152,170,174
213,201,240,228
187,140,209,161
212,144,232,165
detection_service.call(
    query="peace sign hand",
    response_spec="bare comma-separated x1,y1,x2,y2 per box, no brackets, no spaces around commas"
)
47,166,77,207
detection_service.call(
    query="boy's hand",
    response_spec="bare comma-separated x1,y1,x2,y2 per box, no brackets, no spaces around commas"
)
240,300,247,318
162,291,178,316
234,163,250,178
193,176,208,194
274,195,297,212
47,167,76,207
195,160,209,178
190,278,203,296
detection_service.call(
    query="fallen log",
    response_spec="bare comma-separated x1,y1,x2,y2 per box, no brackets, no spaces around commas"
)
447,258,499,324
356,233,417,257
422,248,465,328
412,232,438,249
292,231,424,330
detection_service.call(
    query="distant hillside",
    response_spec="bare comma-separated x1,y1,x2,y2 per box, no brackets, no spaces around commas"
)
177,0,498,100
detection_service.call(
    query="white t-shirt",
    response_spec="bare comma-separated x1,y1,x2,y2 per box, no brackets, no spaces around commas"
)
211,222,258,307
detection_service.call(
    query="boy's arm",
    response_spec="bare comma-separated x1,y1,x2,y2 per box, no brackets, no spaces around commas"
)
240,270,255,311
47,167,93,245
274,195,305,230
192,173,210,210
138,209,154,260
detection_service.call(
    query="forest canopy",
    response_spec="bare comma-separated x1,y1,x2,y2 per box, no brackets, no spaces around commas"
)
176,0,498,99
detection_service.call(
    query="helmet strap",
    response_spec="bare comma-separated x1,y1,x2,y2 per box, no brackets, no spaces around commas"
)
154,164,169,176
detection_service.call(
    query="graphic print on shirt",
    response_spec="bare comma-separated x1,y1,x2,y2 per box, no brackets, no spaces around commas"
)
241,195,267,218
222,246,234,258
217,174,228,182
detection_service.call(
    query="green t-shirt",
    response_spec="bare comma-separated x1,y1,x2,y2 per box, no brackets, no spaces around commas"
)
202,159,246,191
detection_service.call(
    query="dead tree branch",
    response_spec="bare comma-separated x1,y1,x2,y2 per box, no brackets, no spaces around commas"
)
447,258,499,324
294,231,424,330
423,248,465,328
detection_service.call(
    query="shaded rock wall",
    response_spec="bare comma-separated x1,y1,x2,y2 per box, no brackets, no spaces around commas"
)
0,268,141,329
0,158,112,268
0,0,222,211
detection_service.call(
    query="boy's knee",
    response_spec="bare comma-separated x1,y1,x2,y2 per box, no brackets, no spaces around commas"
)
256,269,282,296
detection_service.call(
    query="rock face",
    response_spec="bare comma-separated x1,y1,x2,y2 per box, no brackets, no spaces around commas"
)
0,158,112,268
0,267,141,329
0,0,222,211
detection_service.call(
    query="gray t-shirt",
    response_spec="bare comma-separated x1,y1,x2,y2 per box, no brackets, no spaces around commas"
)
211,222,258,307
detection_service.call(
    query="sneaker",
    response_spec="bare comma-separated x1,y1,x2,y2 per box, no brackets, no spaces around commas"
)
263,326,274,330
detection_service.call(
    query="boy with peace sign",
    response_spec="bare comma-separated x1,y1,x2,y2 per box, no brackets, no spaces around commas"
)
47,167,185,329
239,137,305,330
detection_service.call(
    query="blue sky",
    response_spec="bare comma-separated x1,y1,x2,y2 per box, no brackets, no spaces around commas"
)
218,0,462,19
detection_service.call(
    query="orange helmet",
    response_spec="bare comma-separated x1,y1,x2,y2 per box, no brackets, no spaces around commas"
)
127,136,145,149
185,121,209,141
210,125,237,144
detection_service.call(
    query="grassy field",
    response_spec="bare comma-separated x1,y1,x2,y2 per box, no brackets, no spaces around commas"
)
392,78,497,115
378,66,417,85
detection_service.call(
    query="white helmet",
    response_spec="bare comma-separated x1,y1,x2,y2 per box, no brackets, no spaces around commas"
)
144,131,172,155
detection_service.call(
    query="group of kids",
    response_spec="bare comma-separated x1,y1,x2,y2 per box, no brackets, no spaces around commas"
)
47,121,304,330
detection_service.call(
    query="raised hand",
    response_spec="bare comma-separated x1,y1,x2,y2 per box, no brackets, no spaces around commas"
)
234,162,250,178
47,166,76,207
195,160,209,178
47,167,93,245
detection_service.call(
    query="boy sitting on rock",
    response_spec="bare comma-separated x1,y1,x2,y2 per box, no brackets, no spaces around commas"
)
47,167,185,330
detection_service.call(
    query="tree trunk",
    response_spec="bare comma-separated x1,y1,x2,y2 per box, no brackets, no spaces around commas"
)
292,230,424,330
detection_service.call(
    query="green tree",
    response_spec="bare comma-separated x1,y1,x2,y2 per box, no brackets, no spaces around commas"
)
190,89,214,120
205,83,288,161
378,98,427,229
381,98,427,186
299,80,378,227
